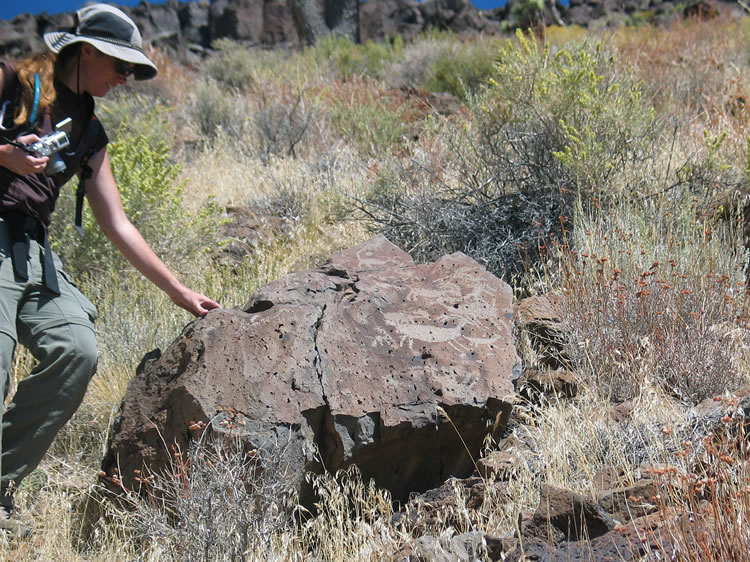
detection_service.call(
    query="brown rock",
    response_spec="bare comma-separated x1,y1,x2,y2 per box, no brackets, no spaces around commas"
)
689,382,750,443
520,484,617,545
515,294,570,370
359,0,427,43
607,400,636,424
591,465,631,493
506,507,678,561
102,235,519,505
597,479,661,523
476,450,522,480
517,368,578,404
390,531,488,562
394,475,511,535
514,294,564,328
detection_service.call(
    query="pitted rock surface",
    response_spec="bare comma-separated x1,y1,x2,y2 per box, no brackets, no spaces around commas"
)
102,235,518,503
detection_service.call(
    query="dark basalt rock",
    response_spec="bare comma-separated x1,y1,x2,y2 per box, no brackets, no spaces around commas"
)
102,235,519,505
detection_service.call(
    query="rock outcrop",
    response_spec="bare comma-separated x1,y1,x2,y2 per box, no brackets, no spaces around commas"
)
0,0,741,60
102,235,519,504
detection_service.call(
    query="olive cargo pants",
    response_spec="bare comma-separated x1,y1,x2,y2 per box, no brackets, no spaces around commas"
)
0,218,98,499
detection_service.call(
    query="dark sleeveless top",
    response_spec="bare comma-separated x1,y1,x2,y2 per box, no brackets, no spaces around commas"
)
0,61,109,226
0,61,109,293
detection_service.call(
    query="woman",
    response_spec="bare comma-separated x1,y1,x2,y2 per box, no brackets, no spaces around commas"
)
0,4,220,533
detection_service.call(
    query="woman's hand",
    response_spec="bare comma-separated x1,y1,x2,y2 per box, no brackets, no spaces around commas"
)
170,286,221,317
0,134,49,176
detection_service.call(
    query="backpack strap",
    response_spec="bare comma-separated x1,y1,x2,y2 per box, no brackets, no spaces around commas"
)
0,210,60,295
0,70,40,131
75,153,94,237
73,118,103,236
0,64,22,131
28,73,40,125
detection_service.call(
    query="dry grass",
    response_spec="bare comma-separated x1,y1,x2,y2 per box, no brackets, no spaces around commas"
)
560,198,750,403
614,14,750,154
643,399,750,559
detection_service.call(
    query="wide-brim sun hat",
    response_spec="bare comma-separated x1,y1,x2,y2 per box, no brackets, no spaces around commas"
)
43,3,158,81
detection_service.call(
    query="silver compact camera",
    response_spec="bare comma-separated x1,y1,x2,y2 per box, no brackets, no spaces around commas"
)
26,117,72,176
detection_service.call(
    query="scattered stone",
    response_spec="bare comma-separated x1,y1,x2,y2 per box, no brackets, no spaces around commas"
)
517,368,578,404
514,294,570,370
520,484,617,545
476,450,523,481
689,382,750,437
597,479,661,524
390,530,488,562
393,476,511,535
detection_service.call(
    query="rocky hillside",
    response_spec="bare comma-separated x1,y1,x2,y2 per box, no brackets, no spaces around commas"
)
0,0,743,61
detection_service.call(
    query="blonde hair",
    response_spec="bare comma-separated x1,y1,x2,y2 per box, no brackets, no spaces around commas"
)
12,45,83,127
13,53,56,126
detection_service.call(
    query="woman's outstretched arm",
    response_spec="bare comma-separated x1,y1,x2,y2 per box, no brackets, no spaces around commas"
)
84,148,220,316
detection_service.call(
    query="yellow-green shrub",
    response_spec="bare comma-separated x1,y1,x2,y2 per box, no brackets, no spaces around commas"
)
50,129,224,283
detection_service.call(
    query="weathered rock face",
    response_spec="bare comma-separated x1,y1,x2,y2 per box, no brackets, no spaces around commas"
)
2,0,740,61
102,235,519,503
0,11,73,59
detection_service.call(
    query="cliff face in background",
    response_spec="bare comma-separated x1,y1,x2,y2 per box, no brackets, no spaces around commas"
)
0,0,742,61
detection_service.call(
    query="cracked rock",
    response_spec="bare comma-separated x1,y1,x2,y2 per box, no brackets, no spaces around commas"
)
102,235,519,504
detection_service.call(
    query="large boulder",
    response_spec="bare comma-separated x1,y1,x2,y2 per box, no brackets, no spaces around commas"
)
102,235,519,504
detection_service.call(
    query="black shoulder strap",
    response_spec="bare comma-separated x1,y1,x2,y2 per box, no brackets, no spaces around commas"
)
74,119,102,237
75,156,94,237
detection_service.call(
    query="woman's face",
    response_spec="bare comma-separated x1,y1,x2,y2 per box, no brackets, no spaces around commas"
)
79,45,131,96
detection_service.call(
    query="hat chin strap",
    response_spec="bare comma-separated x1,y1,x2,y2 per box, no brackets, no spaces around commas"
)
76,48,82,95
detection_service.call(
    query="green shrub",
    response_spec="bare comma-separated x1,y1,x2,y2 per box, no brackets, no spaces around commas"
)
675,131,746,208
422,40,498,100
50,128,224,283
190,78,249,141
483,30,660,199
98,92,174,148
355,32,664,280
205,38,256,90
626,10,657,27
383,34,456,89
311,35,404,80
329,89,415,158
355,32,745,286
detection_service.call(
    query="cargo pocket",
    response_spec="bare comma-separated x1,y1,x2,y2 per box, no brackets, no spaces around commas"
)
56,268,98,325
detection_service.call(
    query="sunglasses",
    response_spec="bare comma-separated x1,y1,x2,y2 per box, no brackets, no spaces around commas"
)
114,59,136,77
